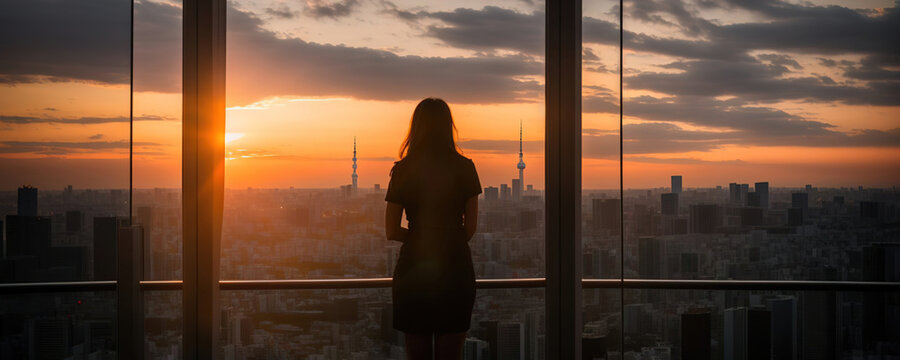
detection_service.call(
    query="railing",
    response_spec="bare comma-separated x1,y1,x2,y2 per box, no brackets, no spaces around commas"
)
3,278,898,294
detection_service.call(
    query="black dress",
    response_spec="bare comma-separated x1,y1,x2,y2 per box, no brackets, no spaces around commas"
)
385,153,482,334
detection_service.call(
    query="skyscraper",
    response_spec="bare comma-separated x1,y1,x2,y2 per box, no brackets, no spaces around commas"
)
690,204,719,234
592,198,621,232
724,307,748,360
638,236,663,279
498,322,524,360
754,182,769,209
661,193,678,216
351,137,358,193
17,185,37,216
767,296,797,360
671,175,682,193
681,310,711,360
516,120,526,196
791,192,808,209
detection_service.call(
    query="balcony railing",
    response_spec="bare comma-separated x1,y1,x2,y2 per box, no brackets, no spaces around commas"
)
3,278,898,294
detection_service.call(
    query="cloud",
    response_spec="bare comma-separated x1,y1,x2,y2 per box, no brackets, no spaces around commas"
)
0,114,176,125
266,5,298,19
303,0,359,19
225,6,543,105
88,134,104,140
625,59,900,106
0,140,160,156
0,0,130,85
423,6,543,55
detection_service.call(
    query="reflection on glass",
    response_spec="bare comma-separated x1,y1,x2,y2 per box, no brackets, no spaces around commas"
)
145,291,183,359
220,288,544,359
614,1,900,280
0,292,116,359
611,289,900,359
223,0,546,279
582,0,623,280
0,0,131,283
132,0,185,282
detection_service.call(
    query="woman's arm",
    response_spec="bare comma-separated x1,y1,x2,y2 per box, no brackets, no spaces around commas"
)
464,195,478,241
385,202,408,243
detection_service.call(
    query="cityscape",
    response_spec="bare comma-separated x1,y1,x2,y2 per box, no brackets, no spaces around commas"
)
2,0,900,359
2,136,898,358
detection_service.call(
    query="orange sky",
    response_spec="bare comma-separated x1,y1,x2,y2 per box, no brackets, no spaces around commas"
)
1,0,898,190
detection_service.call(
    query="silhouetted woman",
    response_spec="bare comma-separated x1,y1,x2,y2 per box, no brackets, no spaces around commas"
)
385,98,481,360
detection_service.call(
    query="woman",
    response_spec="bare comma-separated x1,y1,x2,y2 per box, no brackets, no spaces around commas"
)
384,98,481,359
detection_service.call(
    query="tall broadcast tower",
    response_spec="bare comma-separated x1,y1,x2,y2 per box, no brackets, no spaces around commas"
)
351,137,358,193
517,120,526,193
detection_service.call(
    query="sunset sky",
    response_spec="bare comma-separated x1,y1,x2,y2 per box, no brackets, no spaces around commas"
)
1,0,898,191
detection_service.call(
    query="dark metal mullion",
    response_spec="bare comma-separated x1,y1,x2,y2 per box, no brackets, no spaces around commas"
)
183,0,226,358
546,0,582,358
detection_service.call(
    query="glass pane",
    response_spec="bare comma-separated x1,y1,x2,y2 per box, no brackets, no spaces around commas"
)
220,287,545,358
133,0,184,282
621,1,900,280
223,1,545,279
0,1,130,280
582,0,623,280
0,292,117,358
618,289,899,359
145,290,183,359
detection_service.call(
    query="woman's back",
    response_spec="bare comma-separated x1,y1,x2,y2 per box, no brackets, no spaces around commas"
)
386,153,481,231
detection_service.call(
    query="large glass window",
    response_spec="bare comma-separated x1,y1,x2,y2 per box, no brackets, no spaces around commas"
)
222,0,546,280
0,0,131,357
618,0,900,282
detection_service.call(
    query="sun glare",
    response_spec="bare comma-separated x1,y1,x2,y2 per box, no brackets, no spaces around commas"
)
225,132,245,144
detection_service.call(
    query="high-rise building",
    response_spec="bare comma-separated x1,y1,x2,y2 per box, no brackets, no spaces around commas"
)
500,184,511,201
18,185,38,216
689,204,718,234
767,296,797,360
791,192,808,209
681,310,711,360
484,186,499,201
465,338,488,360
748,308,772,360
638,236,662,279
512,179,522,201
93,217,118,280
671,175,682,193
661,193,678,216
592,198,621,232
517,120,526,197
724,307,748,360
498,322,524,360
754,182,769,209
351,137,358,193
729,183,749,204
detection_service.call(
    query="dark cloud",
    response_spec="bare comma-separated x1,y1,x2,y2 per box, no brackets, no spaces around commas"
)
226,6,542,105
756,54,802,70
0,0,130,85
841,54,900,81
626,0,716,36
88,134,104,140
0,140,160,156
266,5,298,19
133,0,182,93
0,114,176,125
625,59,900,106
303,0,359,19
423,6,543,55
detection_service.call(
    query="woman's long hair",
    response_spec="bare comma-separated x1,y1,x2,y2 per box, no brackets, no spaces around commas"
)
398,98,462,160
